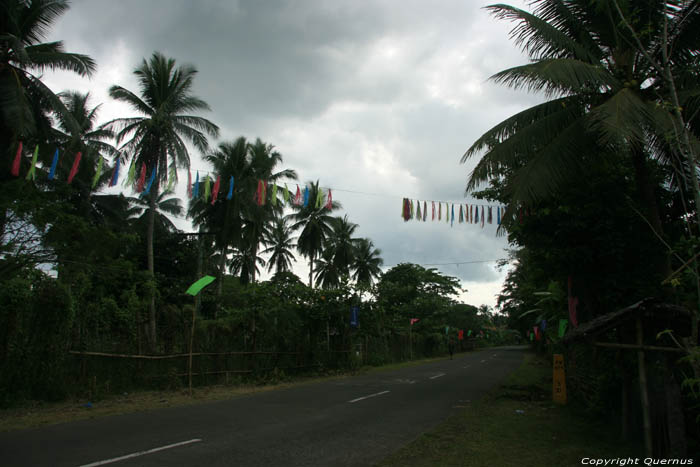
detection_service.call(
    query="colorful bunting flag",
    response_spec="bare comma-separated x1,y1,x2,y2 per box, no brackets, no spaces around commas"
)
315,187,323,208
423,201,427,221
11,141,22,176
470,205,474,223
136,162,146,192
438,202,441,220
450,203,454,227
283,184,290,204
67,152,82,184
25,145,39,181
48,148,59,180
92,156,104,188
410,318,420,325
459,204,464,223
203,173,211,202
416,200,421,219
125,160,136,188
303,186,309,206
458,330,464,340
142,163,157,196
193,171,199,198
488,206,493,224
326,189,333,209
410,199,414,219
227,176,234,200
497,206,501,225
271,183,277,206
558,319,568,338
109,158,120,187
467,329,472,337
211,174,221,204
294,185,302,205
187,169,193,198
432,201,435,220
402,198,411,221
481,206,485,228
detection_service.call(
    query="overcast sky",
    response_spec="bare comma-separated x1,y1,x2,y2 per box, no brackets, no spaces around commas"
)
43,0,543,309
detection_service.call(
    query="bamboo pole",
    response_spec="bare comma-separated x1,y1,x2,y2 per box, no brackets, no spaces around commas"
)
636,317,653,457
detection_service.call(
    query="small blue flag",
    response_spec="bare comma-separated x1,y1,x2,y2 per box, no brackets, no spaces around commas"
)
48,149,59,180
142,164,157,196
227,176,234,200
193,171,199,198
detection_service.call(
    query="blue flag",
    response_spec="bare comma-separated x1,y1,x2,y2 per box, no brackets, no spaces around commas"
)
193,171,199,198
142,164,157,196
227,176,234,200
48,149,59,180
303,186,309,206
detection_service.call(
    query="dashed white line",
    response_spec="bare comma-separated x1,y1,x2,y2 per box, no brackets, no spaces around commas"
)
348,390,390,403
78,439,202,467
429,373,446,380
480,360,487,363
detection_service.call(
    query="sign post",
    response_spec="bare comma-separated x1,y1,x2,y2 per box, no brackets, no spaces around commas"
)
553,354,567,404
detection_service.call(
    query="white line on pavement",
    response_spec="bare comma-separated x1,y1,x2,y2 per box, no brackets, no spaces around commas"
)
348,390,390,403
480,360,487,363
429,373,446,380
78,439,202,467
463,365,471,369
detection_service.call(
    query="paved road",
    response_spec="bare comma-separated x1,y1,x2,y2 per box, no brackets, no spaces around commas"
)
1,346,525,467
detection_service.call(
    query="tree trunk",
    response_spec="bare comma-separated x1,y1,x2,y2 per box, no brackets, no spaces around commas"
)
309,250,315,288
147,183,158,352
215,244,226,319
630,147,672,280
251,242,258,283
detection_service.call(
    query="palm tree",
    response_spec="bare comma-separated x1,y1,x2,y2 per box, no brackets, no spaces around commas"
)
242,138,297,283
314,248,340,289
127,190,184,234
288,180,341,288
262,217,296,274
1,0,96,168
462,0,700,246
103,52,219,349
352,238,384,289
326,215,359,277
228,246,266,286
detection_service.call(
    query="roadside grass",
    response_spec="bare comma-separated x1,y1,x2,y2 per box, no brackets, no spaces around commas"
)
0,353,453,432
376,352,641,467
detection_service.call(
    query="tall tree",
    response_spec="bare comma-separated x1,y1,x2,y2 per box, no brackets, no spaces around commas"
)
0,0,96,166
327,215,359,278
288,181,340,288
352,238,384,289
103,52,219,349
461,0,700,274
262,217,296,274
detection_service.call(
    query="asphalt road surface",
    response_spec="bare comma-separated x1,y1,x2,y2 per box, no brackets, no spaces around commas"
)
1,346,526,467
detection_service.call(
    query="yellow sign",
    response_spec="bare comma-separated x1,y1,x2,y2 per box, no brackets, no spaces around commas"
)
553,354,567,404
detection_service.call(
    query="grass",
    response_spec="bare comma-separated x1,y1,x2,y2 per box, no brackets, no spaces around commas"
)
0,354,450,432
376,352,642,467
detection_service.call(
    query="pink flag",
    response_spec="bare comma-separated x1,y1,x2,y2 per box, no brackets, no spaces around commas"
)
211,175,221,204
294,185,302,205
136,163,146,192
67,152,82,184
410,318,420,325
325,189,333,209
11,141,22,176
568,276,579,327
187,169,193,198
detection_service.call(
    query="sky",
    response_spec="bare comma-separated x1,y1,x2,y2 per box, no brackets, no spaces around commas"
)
42,0,544,309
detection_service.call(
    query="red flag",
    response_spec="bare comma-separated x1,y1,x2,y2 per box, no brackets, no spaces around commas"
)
325,189,333,209
294,185,302,205
11,141,22,176
136,163,146,192
432,201,435,220
568,276,579,327
458,330,464,340
410,318,419,325
211,175,221,205
187,169,193,198
67,152,82,184
534,326,541,341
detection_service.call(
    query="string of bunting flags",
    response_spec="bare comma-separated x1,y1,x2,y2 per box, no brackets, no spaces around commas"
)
9,143,336,208
401,198,506,227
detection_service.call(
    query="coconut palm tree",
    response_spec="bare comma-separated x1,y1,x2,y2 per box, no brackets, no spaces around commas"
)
352,238,384,288
127,190,183,234
1,0,96,169
288,180,341,288
314,248,340,289
462,0,700,243
262,217,296,274
326,215,359,277
103,52,219,349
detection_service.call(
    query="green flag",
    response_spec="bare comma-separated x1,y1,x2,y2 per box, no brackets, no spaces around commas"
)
92,156,103,188
186,275,216,296
271,183,277,206
558,319,568,338
25,145,39,180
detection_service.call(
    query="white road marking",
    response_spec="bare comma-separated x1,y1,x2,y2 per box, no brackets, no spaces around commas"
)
78,439,202,467
463,365,471,369
492,354,498,357
348,390,390,403
480,360,487,363
429,373,446,380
